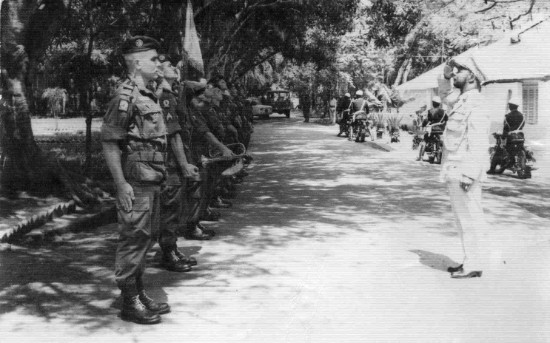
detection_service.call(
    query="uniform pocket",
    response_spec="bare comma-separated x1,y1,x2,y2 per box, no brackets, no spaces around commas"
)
117,196,151,238
443,113,468,151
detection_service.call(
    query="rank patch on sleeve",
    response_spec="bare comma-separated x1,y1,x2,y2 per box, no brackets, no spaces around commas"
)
163,100,170,108
118,99,129,112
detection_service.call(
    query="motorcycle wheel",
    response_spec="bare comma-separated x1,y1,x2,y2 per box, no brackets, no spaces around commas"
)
348,126,354,141
516,150,530,179
434,150,442,164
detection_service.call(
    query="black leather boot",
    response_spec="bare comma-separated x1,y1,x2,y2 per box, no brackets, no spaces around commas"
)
136,277,171,314
173,245,198,266
161,248,192,272
139,291,171,315
119,279,161,324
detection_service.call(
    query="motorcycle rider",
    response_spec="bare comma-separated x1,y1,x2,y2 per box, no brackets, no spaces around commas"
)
350,90,369,141
337,93,352,136
502,97,525,142
487,97,525,174
416,96,447,161
350,90,368,116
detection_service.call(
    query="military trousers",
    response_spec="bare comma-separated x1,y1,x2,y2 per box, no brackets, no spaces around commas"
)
445,169,492,272
160,183,185,247
115,184,161,288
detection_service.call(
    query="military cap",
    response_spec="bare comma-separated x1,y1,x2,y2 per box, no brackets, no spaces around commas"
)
450,57,487,84
158,53,178,65
121,36,161,55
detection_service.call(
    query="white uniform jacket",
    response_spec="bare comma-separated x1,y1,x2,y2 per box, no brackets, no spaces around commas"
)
440,89,491,182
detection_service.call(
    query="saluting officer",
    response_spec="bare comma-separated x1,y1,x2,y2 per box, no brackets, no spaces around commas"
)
101,36,168,324
440,58,493,279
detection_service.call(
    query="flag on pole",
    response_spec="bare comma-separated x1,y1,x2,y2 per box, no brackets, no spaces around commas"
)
183,0,204,76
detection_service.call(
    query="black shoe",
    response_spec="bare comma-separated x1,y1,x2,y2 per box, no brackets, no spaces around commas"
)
447,264,464,275
451,271,482,279
161,250,192,272
211,196,232,208
201,209,220,221
121,295,161,324
486,170,496,175
174,249,198,266
183,226,214,241
139,291,171,315
197,222,216,236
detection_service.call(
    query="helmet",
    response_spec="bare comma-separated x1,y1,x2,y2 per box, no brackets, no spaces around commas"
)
508,96,521,106
344,92,351,97
356,90,363,96
432,96,441,104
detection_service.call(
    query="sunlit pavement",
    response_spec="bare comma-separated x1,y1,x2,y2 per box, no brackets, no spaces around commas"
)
1,115,550,343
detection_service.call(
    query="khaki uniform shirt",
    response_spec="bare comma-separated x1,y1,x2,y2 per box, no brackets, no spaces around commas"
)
101,79,167,184
441,89,490,182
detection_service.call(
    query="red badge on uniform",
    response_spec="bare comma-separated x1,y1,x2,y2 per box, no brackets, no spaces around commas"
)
163,100,170,108
118,99,129,112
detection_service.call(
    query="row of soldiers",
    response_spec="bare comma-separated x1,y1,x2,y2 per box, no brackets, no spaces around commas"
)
101,36,253,324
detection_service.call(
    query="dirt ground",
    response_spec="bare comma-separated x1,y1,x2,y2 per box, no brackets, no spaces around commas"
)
1,114,549,343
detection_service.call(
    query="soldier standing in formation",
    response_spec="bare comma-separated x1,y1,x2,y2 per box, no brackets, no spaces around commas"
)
156,54,199,271
101,36,169,324
440,58,493,279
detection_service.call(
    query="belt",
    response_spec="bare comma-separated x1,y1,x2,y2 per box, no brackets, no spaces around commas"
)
126,151,166,164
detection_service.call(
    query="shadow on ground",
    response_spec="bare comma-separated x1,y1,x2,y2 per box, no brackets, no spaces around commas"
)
0,118,546,334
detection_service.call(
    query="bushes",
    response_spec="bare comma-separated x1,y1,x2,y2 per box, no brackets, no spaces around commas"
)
36,132,110,181
41,88,68,118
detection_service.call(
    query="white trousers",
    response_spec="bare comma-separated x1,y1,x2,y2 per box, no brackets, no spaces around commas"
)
445,170,491,271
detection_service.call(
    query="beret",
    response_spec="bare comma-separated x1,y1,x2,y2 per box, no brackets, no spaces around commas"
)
121,36,161,55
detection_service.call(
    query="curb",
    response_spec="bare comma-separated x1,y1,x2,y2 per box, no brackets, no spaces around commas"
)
1,200,77,243
1,201,116,244
23,204,117,244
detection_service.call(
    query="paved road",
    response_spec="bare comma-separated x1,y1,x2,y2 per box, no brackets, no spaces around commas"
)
1,117,549,343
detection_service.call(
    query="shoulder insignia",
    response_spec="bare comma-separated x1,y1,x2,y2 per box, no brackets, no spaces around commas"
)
163,100,170,108
118,99,129,112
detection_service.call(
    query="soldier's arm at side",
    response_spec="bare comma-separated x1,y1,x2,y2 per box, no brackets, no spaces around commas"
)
204,132,233,157
102,141,134,211
461,100,491,181
101,93,134,211
169,133,199,178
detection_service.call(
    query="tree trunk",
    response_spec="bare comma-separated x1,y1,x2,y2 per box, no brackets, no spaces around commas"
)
1,0,99,206
402,59,413,84
392,58,410,87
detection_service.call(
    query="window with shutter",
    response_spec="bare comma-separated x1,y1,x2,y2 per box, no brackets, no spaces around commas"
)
522,82,538,124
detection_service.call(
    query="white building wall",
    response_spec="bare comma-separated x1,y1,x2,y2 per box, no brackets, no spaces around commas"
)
527,80,550,164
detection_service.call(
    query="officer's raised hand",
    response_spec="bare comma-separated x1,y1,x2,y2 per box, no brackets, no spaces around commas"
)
117,182,135,212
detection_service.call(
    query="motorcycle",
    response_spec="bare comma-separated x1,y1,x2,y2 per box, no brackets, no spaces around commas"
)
348,111,372,142
390,127,400,143
412,134,422,150
489,131,535,179
337,110,352,137
422,123,444,164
